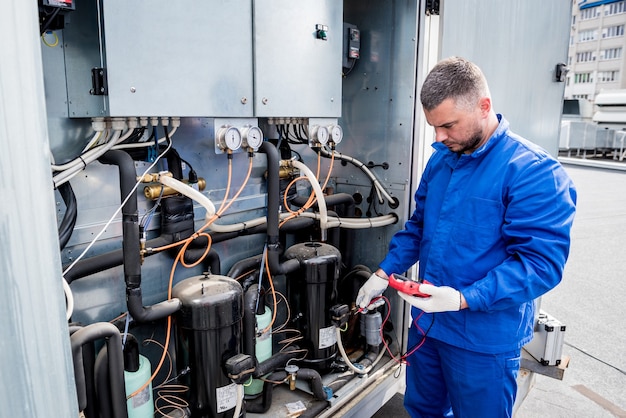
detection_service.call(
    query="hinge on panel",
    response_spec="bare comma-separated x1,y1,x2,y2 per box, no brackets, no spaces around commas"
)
425,0,440,15
90,67,108,95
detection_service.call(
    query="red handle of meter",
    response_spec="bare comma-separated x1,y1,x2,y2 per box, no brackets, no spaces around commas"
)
389,273,431,298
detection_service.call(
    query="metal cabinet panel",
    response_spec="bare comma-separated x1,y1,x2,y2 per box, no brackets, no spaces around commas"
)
253,0,343,117
65,0,254,117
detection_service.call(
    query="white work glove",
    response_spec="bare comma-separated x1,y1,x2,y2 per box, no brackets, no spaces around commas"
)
398,283,461,313
356,273,388,309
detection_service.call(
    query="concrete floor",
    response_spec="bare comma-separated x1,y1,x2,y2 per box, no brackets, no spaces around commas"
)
372,163,626,418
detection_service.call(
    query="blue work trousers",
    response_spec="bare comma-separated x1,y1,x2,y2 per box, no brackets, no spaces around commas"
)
404,325,521,418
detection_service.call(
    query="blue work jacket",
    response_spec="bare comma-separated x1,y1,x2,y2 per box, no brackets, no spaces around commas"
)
379,115,577,354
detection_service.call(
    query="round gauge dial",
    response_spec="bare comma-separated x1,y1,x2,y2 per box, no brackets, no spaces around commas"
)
330,125,343,144
315,125,329,145
243,126,263,150
218,126,242,151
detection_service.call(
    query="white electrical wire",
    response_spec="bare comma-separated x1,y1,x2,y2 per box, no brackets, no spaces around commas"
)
52,129,124,187
51,130,119,172
158,174,216,219
233,384,244,418
113,126,178,150
62,277,74,321
81,130,105,153
319,146,395,205
335,327,386,375
62,132,173,278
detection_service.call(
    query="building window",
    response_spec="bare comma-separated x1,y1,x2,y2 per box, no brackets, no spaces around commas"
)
576,51,596,62
574,72,593,83
605,1,625,16
580,6,601,20
600,47,623,60
597,70,618,82
579,29,598,42
602,24,624,38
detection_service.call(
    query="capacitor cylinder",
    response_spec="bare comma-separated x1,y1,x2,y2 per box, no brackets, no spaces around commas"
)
172,273,243,418
360,311,383,346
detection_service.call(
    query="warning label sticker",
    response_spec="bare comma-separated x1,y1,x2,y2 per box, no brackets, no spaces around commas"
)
216,382,237,413
319,325,337,349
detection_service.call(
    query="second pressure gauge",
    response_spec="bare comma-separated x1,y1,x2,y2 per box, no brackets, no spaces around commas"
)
242,126,263,150
330,125,343,144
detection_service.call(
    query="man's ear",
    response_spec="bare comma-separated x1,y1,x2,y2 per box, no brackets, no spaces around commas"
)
478,97,492,117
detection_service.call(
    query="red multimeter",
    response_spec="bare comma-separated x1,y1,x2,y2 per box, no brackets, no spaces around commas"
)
389,273,431,298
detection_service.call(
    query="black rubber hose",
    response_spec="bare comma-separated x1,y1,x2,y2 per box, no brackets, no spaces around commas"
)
99,150,181,322
182,247,221,275
227,254,263,280
259,142,279,245
94,347,114,418
68,325,98,418
58,181,78,250
258,142,300,276
63,234,177,284
70,323,127,418
82,339,98,418
291,192,355,212
98,150,141,289
243,284,259,359
254,349,302,377
296,368,327,400
63,250,124,285
245,370,288,413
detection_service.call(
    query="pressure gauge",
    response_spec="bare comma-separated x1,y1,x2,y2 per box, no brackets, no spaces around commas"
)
242,126,263,150
330,125,343,144
217,126,242,151
313,125,329,145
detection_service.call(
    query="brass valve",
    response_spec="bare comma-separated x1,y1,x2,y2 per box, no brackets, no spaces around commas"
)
143,178,206,200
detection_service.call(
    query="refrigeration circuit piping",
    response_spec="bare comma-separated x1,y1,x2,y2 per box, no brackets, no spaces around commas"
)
99,150,181,322
70,322,127,418
258,142,301,275
158,175,216,220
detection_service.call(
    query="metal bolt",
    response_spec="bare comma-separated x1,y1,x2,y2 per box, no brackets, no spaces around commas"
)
262,97,269,105
130,87,136,93
241,97,248,104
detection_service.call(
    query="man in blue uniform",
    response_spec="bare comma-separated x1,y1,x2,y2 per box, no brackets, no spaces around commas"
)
356,57,577,417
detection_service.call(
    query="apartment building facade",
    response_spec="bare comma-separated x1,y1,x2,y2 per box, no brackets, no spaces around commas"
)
565,0,626,102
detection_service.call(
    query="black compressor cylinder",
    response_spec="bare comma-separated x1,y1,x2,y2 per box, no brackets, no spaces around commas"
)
172,273,244,418
284,242,341,371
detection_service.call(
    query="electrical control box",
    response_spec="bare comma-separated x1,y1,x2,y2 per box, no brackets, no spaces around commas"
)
343,23,361,69
63,0,254,117
253,0,343,118
524,310,566,366
42,0,75,9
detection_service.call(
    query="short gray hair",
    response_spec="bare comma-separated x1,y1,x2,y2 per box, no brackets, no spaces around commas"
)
420,57,490,111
